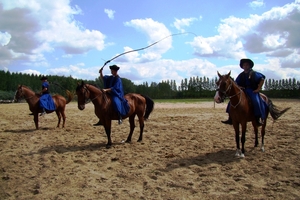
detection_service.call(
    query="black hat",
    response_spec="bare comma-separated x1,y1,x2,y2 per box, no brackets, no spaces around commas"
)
109,65,120,71
240,58,254,68
40,76,48,80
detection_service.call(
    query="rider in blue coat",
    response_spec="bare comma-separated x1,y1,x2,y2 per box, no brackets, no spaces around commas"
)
39,76,56,116
99,65,130,125
222,58,266,126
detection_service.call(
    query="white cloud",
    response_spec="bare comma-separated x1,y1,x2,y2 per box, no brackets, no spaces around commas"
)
0,31,11,46
104,9,115,19
20,69,41,76
190,1,300,69
124,18,172,63
0,0,106,68
46,63,99,80
263,34,286,49
248,0,265,9
173,17,199,32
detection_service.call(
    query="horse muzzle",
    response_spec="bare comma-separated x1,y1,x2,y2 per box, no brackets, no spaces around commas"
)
214,96,223,103
78,105,85,110
214,91,224,103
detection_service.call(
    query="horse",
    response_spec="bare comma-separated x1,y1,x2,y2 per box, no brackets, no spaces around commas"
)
76,81,154,149
14,85,73,129
214,71,290,157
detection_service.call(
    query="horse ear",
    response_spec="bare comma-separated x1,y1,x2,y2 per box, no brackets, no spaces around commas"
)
81,81,84,85
217,71,222,78
227,71,231,76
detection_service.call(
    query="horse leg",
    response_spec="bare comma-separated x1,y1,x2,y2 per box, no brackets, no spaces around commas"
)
104,122,112,148
240,122,247,157
61,109,67,128
233,123,241,157
125,115,136,143
251,121,259,147
55,110,61,128
34,113,39,130
261,120,266,152
137,115,145,142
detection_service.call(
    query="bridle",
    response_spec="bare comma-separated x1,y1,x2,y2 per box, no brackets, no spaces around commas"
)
15,86,35,101
79,84,108,105
217,77,242,108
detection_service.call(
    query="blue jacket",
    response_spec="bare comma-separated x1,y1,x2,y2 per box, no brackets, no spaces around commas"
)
103,75,129,116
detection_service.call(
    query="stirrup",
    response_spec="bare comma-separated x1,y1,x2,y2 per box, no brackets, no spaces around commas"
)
118,119,122,125
40,112,46,116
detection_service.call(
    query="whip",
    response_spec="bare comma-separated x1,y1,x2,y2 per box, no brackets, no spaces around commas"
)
99,32,197,72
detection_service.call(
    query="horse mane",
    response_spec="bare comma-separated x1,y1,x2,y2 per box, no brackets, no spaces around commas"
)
19,85,35,92
76,82,101,92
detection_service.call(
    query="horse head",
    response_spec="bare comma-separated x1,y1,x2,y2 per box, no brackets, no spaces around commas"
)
14,85,24,102
214,71,232,103
76,81,91,110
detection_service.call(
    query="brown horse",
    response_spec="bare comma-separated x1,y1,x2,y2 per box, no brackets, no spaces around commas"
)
214,71,290,157
76,81,154,149
14,85,73,129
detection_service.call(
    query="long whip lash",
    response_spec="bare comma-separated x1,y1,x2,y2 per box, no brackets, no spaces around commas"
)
100,32,197,70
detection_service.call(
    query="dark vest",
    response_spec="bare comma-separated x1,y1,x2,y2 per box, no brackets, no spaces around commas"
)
42,83,50,94
239,70,258,90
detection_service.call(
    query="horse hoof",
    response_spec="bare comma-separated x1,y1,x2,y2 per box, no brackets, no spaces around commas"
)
106,144,112,149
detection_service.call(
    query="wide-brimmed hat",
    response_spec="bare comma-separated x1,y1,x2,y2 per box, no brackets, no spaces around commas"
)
40,76,48,80
240,58,254,68
109,65,120,71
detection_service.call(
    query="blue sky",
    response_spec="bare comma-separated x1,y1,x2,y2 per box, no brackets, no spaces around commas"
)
0,0,300,86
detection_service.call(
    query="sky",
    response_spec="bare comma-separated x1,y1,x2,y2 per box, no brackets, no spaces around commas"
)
0,0,300,86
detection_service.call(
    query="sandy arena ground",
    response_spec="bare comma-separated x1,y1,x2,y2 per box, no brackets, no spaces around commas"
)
0,99,299,199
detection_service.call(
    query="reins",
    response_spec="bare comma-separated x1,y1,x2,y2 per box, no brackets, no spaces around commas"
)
227,79,242,108
82,84,108,105
218,78,242,108
17,86,37,101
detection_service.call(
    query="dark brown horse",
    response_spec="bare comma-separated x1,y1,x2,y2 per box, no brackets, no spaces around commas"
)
76,81,154,149
214,71,290,157
14,85,73,129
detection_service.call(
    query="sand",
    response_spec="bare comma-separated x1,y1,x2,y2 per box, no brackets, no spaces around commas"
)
0,99,299,199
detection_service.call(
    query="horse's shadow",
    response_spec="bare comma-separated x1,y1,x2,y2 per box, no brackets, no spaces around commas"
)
160,149,241,172
27,142,125,155
4,127,53,134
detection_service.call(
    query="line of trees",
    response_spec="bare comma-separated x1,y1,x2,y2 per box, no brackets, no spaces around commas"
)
0,70,299,100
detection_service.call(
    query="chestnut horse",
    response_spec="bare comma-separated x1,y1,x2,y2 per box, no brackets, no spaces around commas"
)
14,85,73,129
214,71,290,157
76,81,154,149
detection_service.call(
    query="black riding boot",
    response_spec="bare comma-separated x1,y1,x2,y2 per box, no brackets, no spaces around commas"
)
118,114,122,125
256,117,262,127
40,108,46,116
93,120,103,126
221,116,232,125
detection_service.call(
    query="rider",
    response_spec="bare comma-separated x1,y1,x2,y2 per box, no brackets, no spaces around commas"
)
39,76,56,116
98,64,130,125
221,58,266,126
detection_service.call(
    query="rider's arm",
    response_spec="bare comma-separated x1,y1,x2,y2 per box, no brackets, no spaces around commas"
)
99,68,104,79
254,79,264,93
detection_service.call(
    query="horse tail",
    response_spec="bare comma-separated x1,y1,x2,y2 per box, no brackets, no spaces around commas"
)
268,99,290,120
65,90,73,104
141,95,154,120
